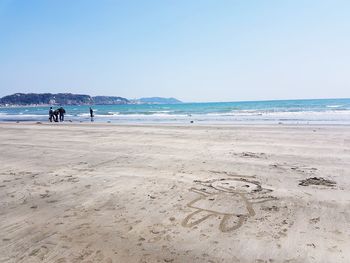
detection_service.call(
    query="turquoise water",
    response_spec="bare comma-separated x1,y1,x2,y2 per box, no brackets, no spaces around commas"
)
1,98,350,124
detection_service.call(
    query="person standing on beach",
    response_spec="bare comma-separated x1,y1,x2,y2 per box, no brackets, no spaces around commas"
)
53,109,59,122
49,107,54,122
89,107,94,122
58,107,66,122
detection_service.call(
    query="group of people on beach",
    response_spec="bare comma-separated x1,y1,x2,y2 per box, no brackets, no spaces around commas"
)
49,107,94,122
49,107,66,122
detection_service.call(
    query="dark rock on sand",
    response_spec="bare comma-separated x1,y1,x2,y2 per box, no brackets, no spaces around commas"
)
299,177,336,187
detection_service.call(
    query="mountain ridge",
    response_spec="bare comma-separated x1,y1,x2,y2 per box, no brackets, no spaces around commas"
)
0,93,182,106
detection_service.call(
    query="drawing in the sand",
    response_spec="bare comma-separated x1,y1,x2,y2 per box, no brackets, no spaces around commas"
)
182,177,276,232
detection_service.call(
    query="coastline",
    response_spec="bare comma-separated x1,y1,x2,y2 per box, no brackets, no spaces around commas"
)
0,123,349,262
1,121,350,128
1,98,350,125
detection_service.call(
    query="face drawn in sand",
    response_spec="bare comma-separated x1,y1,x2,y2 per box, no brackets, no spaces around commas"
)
182,177,276,232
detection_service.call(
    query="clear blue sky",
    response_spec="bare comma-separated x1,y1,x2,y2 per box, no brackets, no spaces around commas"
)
0,0,349,102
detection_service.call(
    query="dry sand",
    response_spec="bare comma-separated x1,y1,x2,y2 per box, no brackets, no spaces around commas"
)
0,123,349,263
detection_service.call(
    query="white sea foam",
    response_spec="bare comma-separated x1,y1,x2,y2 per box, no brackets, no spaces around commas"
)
77,113,92,117
326,105,343,108
148,110,173,113
1,109,350,124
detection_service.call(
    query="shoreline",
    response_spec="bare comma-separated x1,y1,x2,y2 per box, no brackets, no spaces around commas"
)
2,121,350,128
1,98,350,126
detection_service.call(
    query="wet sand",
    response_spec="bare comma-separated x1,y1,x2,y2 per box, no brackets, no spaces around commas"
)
0,123,349,263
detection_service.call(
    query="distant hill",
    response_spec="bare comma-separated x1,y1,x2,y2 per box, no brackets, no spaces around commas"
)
0,93,93,106
133,97,182,104
0,93,131,106
0,93,181,106
92,96,129,105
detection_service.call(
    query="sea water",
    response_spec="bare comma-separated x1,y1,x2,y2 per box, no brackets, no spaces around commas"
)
1,98,350,124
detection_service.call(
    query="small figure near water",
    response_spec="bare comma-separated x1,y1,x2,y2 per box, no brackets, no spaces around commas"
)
58,107,66,122
49,107,54,122
90,107,94,122
53,109,59,122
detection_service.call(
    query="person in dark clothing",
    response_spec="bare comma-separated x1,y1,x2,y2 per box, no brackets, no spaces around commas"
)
49,107,54,122
53,109,59,122
58,107,66,122
89,107,94,122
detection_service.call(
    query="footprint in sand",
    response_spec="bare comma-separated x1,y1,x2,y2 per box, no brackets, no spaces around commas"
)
29,245,49,260
240,152,267,159
270,163,318,175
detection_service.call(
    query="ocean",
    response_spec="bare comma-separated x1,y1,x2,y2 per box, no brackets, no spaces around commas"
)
1,98,350,124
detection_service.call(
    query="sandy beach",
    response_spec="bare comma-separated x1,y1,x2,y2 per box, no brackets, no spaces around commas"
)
0,123,349,263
